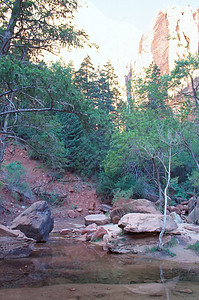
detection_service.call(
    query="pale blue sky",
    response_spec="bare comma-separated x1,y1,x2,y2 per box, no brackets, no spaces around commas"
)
90,0,199,31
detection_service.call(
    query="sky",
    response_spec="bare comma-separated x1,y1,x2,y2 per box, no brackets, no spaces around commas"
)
55,0,199,89
89,0,199,31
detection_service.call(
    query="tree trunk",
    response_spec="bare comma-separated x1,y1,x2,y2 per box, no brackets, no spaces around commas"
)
158,145,171,250
152,156,163,208
0,0,21,57
0,111,10,169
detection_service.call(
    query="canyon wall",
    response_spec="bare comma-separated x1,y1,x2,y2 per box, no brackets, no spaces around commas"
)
134,6,199,75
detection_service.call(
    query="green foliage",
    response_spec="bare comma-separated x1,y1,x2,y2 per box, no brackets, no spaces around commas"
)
132,62,171,113
170,177,190,200
3,161,32,198
170,53,199,118
164,237,178,248
112,188,134,204
0,180,4,191
189,171,199,193
187,241,199,253
0,0,88,58
0,0,198,207
163,249,176,257
147,238,177,256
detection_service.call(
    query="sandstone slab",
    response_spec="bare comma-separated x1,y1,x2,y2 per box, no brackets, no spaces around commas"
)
118,213,177,233
84,214,109,226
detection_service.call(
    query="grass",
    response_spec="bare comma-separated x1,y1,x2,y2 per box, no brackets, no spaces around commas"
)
187,241,199,253
146,237,177,257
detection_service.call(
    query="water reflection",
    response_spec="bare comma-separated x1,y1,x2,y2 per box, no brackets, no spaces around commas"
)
0,236,199,299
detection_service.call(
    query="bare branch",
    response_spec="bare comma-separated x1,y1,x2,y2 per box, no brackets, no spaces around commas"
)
0,85,36,98
0,107,87,116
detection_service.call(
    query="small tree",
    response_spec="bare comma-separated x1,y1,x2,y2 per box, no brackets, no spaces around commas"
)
154,124,181,250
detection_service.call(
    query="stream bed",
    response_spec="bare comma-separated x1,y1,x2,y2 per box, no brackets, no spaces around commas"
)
1,235,199,299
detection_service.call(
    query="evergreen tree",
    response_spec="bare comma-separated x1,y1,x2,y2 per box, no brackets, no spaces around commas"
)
74,55,95,99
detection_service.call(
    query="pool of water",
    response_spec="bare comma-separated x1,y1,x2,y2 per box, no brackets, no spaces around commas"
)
0,235,199,299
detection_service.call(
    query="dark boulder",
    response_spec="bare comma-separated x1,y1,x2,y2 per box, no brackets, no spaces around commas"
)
11,201,54,242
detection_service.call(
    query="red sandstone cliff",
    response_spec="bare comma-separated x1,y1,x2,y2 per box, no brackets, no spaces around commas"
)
135,6,199,75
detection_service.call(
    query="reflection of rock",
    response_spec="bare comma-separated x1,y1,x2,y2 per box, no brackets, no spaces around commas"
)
11,201,54,242
110,199,160,224
125,277,178,296
84,214,109,226
0,224,35,259
118,213,177,233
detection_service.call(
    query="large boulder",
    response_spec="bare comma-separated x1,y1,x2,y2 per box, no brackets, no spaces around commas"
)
187,197,199,224
11,201,54,242
188,196,199,214
187,207,199,224
0,224,35,259
118,213,178,233
110,199,161,223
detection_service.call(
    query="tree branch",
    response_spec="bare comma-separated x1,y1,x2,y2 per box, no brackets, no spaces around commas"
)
0,85,36,98
0,107,87,116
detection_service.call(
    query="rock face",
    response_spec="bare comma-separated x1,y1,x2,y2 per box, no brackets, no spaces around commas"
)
0,224,35,259
11,201,54,242
135,6,199,75
118,213,178,233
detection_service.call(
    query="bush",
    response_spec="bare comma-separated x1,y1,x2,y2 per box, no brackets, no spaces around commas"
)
3,161,32,200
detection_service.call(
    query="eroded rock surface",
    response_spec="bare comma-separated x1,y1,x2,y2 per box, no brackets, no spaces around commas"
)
0,224,35,259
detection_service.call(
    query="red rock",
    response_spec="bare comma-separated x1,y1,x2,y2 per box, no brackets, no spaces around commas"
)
91,227,108,242
135,7,199,75
112,215,121,224
110,199,160,223
81,223,98,235
60,229,71,235
176,204,184,211
67,210,76,218
88,202,96,211
169,206,181,215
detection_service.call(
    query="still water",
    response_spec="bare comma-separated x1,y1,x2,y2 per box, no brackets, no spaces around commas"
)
0,235,199,299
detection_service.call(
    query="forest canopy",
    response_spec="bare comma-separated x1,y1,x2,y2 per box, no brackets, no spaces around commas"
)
0,0,199,206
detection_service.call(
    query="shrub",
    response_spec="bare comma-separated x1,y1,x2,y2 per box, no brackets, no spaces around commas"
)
3,161,32,199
